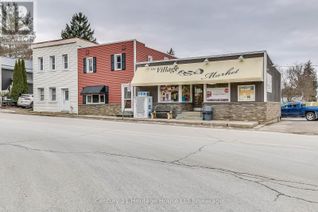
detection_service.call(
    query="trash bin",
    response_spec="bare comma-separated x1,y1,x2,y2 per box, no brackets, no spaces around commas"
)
202,106,213,120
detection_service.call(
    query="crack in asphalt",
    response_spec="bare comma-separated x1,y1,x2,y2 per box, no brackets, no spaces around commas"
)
1,142,318,204
170,145,208,163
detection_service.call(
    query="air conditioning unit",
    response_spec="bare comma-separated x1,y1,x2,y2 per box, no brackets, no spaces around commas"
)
134,96,153,118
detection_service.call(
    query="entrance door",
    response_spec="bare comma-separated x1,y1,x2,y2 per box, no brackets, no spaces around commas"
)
121,84,132,111
61,88,70,112
193,84,204,110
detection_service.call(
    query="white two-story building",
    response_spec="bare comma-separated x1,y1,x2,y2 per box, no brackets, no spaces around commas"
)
32,38,96,113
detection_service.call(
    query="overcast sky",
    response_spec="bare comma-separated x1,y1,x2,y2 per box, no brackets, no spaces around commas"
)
35,0,318,68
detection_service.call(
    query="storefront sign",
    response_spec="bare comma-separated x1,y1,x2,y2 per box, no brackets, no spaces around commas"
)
238,85,255,101
132,57,264,86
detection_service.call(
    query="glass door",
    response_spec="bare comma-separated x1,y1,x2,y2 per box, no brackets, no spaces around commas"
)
193,84,203,109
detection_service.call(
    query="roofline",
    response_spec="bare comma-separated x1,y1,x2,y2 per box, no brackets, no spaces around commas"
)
135,40,177,59
32,38,97,49
136,50,267,65
78,39,137,49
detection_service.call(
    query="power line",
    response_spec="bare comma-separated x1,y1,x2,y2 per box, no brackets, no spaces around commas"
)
276,65,318,67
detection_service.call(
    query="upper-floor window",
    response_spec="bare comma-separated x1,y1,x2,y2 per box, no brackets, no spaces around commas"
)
111,53,126,71
38,57,43,71
50,56,55,70
62,54,68,70
148,55,153,62
83,57,96,73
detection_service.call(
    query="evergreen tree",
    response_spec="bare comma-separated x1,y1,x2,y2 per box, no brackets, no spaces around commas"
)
61,12,96,42
11,60,23,101
167,48,175,56
21,59,29,93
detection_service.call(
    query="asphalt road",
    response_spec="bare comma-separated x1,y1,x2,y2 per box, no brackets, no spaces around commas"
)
0,113,318,212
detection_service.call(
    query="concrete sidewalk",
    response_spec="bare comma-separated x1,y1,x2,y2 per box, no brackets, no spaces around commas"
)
80,114,259,128
0,107,259,129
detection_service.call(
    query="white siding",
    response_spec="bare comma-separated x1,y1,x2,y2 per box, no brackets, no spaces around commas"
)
32,39,95,114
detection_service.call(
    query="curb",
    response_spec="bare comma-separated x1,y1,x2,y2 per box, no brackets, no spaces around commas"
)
0,109,259,129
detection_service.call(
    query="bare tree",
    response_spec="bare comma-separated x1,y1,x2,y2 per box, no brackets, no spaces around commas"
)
0,2,35,59
282,61,317,102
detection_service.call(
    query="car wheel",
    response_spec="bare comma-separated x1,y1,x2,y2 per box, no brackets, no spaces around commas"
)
306,112,316,121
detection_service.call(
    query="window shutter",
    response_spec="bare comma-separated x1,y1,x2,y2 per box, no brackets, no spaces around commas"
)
83,95,86,104
83,58,87,73
111,55,114,71
122,53,126,70
93,57,97,73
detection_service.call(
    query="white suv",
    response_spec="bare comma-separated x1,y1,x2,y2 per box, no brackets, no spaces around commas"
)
17,94,34,108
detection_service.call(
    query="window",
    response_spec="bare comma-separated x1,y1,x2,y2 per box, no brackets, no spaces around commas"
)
64,89,69,101
85,94,105,104
123,85,132,109
114,54,123,70
38,57,43,71
164,57,169,61
148,55,153,62
63,54,68,69
159,85,179,102
238,85,255,102
50,56,55,70
85,57,94,73
38,88,44,101
181,85,191,102
206,84,230,102
267,73,272,93
49,87,56,101
111,53,126,71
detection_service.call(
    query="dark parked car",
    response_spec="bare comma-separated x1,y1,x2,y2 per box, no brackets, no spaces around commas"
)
281,102,318,121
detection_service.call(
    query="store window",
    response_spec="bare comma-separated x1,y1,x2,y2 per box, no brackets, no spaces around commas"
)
85,94,106,104
238,85,255,101
206,84,230,102
181,85,191,102
159,85,179,102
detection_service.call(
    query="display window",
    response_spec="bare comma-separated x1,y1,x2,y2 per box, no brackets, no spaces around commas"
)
159,85,179,102
238,85,255,101
181,85,191,102
206,84,230,102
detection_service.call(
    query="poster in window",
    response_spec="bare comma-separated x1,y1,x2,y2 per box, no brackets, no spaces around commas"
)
267,73,272,93
206,86,229,102
238,85,255,101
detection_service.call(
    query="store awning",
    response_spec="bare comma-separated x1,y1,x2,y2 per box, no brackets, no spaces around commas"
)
81,85,108,95
131,57,264,86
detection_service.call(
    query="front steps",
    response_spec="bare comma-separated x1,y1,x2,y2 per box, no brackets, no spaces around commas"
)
176,111,202,120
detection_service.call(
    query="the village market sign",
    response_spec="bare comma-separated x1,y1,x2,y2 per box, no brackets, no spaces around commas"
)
131,57,264,86
149,65,240,80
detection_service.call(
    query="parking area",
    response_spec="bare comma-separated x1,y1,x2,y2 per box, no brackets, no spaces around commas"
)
259,118,318,135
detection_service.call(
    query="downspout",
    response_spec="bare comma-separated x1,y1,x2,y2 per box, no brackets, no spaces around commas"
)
263,51,268,102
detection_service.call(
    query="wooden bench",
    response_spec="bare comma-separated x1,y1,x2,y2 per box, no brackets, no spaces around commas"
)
151,105,174,119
